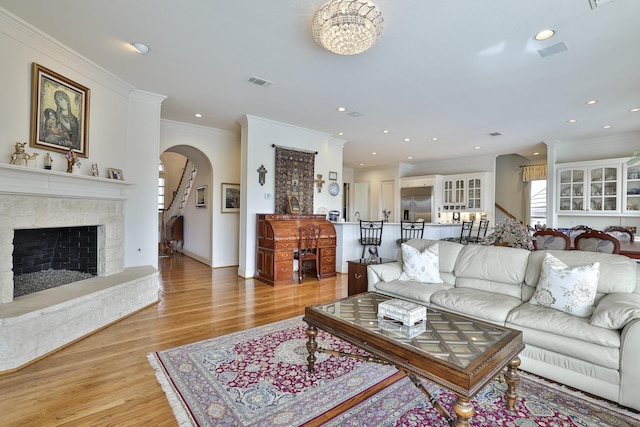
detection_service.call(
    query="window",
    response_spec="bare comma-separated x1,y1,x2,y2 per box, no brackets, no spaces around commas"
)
529,179,547,228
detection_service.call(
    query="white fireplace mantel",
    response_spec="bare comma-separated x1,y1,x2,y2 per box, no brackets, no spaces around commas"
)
0,163,133,200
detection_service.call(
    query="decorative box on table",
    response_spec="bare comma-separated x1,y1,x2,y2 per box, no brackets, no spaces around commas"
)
377,299,427,326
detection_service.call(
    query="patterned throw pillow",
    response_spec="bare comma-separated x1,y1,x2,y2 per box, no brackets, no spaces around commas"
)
529,253,600,317
398,243,443,283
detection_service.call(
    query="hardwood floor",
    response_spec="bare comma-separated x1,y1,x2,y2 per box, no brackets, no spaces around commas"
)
0,255,348,426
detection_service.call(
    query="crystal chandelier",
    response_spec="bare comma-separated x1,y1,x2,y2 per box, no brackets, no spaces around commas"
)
312,0,384,56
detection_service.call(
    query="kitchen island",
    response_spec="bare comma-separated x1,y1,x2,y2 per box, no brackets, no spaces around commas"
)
333,222,462,273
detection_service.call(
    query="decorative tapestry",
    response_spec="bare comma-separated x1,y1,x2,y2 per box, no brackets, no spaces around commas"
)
274,147,316,214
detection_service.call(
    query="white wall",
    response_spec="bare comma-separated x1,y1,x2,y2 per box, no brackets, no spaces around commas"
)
495,154,528,222
237,115,345,278
160,120,240,268
0,9,163,270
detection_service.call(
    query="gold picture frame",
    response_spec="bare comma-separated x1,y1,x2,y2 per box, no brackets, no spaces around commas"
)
287,195,301,213
108,168,124,180
30,63,90,158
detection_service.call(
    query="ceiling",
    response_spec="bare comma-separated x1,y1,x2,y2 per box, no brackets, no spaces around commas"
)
2,0,639,169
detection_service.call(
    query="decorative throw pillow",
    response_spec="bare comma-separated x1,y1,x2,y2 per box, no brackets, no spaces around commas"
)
398,243,443,283
529,253,600,317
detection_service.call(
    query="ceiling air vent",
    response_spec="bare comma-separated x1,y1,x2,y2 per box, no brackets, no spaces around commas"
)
489,132,502,137
347,111,364,118
589,0,616,8
248,76,273,87
538,42,568,58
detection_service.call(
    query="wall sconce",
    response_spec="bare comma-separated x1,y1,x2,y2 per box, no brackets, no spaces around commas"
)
257,164,267,186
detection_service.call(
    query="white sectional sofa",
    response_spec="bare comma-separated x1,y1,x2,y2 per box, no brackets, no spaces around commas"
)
366,238,640,411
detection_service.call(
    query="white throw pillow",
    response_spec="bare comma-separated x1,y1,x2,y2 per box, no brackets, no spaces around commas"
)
398,243,443,283
529,253,600,317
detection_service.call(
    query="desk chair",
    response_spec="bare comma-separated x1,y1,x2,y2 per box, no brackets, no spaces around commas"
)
359,220,384,258
296,225,320,283
532,228,571,250
397,221,425,245
574,229,620,254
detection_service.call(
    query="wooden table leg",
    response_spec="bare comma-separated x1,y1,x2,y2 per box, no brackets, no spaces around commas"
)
504,356,521,411
452,395,474,427
305,324,318,372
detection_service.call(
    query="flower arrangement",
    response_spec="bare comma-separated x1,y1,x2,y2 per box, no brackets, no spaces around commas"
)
480,218,533,250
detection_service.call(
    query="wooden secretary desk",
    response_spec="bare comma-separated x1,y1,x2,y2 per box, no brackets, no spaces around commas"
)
256,214,336,285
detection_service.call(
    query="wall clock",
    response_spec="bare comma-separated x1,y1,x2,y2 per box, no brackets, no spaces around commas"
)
329,182,340,196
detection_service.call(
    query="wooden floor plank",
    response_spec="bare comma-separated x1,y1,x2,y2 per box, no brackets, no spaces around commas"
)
0,255,348,426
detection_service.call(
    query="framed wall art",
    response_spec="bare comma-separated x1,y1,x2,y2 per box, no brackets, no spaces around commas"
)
222,183,240,213
196,185,207,208
329,171,338,181
30,63,90,158
108,168,124,180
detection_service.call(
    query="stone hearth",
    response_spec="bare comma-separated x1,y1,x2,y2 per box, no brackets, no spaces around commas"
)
0,164,159,372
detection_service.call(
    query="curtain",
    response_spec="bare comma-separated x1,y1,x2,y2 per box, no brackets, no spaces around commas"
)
522,164,547,182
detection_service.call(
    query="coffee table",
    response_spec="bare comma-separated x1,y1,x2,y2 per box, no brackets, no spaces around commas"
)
303,292,524,427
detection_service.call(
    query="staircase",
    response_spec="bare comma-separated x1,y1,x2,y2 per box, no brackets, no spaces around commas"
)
162,160,197,253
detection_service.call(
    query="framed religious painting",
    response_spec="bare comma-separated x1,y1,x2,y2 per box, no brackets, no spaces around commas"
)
30,63,91,158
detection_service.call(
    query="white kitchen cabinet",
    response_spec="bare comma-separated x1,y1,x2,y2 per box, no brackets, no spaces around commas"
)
441,172,493,212
623,163,640,213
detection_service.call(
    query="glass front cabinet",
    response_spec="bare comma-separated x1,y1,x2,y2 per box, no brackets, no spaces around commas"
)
557,160,625,215
623,163,640,213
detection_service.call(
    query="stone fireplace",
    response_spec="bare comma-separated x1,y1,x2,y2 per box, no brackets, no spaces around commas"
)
0,164,158,372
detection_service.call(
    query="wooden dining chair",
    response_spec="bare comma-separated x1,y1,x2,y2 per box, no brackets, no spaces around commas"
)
604,226,634,243
397,221,425,244
568,225,592,247
359,220,384,258
574,229,621,254
296,225,320,283
532,228,571,250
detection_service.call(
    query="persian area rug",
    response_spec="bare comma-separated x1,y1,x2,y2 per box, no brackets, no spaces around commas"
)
148,317,640,427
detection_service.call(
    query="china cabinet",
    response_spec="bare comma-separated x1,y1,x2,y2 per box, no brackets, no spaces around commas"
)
623,163,640,213
556,160,624,215
441,172,493,212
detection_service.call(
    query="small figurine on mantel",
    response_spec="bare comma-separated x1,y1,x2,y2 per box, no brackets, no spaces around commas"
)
65,150,81,173
44,153,53,170
382,209,391,222
9,142,38,167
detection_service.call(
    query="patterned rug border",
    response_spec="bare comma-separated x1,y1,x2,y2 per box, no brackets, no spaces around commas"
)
148,316,640,426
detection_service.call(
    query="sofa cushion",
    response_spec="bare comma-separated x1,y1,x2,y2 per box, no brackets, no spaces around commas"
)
398,243,443,283
529,253,599,317
506,303,620,370
374,280,453,305
430,288,523,324
523,250,637,301
590,291,640,329
453,244,531,298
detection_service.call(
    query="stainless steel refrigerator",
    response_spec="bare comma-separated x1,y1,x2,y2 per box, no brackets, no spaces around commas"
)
400,187,432,222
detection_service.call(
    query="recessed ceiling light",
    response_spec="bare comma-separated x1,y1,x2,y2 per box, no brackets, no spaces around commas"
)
338,132,344,136
533,152,540,156
567,119,577,123
535,29,555,41
371,152,377,155
130,42,150,54
359,163,364,166
383,130,389,134
474,146,481,150
431,137,438,141
630,108,640,112
194,113,202,118
586,100,598,105
403,138,411,142
603,124,612,129
407,156,413,160
337,107,347,112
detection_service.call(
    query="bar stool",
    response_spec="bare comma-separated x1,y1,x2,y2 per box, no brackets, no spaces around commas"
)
359,220,384,258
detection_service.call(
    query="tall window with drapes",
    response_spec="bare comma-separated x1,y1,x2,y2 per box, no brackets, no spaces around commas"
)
522,164,547,227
